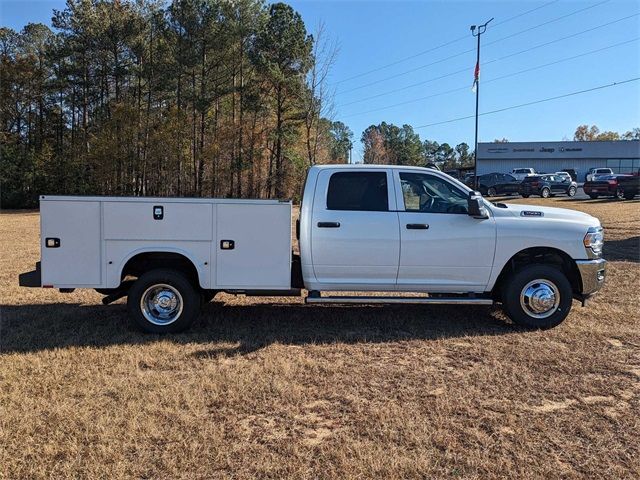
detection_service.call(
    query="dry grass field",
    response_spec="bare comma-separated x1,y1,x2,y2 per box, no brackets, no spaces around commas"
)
1,197,639,479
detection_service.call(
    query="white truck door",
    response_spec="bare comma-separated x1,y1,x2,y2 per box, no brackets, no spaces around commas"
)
310,169,400,288
393,171,496,292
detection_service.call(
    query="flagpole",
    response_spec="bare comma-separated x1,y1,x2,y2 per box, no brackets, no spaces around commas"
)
471,18,493,189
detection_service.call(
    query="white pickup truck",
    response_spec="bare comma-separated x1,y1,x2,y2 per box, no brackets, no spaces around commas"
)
19,165,606,332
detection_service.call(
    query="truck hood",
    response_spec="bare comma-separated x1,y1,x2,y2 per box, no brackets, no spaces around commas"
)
494,203,600,226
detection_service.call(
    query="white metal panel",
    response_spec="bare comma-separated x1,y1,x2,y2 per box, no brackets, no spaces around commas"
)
40,200,101,286
215,203,291,289
103,201,212,241
105,240,212,289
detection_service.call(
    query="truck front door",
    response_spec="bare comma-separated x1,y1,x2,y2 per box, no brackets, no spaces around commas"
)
393,171,497,292
310,169,400,289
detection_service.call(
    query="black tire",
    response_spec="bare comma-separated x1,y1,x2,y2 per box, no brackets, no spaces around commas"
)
127,269,200,333
588,193,599,199
502,265,573,329
541,187,550,198
567,186,576,197
522,194,530,198
487,187,497,197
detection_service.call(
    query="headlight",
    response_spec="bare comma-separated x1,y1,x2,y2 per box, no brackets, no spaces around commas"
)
583,227,604,256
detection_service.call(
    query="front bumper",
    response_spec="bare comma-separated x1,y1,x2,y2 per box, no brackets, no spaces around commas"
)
575,258,606,295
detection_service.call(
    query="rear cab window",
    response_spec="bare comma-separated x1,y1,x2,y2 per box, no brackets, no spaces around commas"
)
326,171,389,211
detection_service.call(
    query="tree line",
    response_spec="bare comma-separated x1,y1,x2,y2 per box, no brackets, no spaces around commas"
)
1,0,354,208
361,122,473,170
359,122,639,170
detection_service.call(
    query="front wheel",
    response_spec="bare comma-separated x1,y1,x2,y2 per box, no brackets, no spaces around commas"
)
589,193,599,199
502,265,573,329
567,186,576,197
487,187,497,197
616,187,625,200
541,187,551,198
127,269,201,333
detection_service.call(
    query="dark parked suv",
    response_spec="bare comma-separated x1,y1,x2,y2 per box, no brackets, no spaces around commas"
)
617,170,640,199
476,173,521,197
520,174,577,198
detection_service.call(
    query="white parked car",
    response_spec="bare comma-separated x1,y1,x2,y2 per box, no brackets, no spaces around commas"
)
511,168,537,181
20,165,606,332
555,172,572,182
585,168,614,182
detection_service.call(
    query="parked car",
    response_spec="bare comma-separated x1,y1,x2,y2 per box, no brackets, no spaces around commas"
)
444,170,460,180
617,169,640,199
520,174,577,198
511,168,537,181
477,173,522,197
19,164,607,331
561,168,578,181
583,175,631,199
585,167,614,182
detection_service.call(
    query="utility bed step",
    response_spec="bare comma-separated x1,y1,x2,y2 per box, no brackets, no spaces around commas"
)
305,295,494,305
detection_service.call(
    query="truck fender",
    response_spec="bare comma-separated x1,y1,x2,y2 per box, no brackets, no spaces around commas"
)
112,247,208,289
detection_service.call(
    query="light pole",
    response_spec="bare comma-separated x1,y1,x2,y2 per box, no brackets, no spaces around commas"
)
471,17,493,188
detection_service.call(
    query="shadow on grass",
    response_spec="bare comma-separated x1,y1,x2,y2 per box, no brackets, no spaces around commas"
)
0,301,517,355
604,237,640,263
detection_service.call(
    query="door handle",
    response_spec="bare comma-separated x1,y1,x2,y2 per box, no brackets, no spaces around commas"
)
406,223,429,230
317,222,340,228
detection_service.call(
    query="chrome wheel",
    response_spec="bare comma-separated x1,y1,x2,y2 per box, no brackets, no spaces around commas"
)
520,279,560,319
487,187,497,197
541,188,550,198
140,284,183,326
568,186,576,197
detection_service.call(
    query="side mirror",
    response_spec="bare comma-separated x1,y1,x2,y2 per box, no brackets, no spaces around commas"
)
467,191,489,219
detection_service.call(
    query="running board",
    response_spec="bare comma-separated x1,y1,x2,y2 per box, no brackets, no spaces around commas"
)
305,295,493,305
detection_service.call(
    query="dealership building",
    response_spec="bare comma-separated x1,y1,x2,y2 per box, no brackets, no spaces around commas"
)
476,140,640,181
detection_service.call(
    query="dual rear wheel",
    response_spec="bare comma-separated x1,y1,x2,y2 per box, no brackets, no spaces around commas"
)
127,269,201,333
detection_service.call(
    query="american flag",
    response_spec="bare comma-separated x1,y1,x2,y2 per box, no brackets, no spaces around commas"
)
472,61,479,93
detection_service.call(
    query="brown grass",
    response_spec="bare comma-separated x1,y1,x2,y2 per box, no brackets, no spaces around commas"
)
1,197,639,479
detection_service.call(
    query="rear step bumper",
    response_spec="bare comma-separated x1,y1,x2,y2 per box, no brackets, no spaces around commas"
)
305,295,493,305
18,262,41,287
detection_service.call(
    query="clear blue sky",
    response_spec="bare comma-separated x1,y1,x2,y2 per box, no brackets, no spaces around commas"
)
2,0,639,161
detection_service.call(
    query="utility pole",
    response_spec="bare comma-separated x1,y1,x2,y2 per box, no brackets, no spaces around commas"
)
471,17,493,189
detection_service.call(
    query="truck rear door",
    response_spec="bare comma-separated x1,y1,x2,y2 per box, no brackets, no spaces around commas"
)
310,169,400,288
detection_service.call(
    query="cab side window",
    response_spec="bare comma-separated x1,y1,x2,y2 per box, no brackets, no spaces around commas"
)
400,172,468,214
327,172,388,211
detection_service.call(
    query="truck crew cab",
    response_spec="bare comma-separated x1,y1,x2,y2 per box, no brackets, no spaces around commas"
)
19,165,606,333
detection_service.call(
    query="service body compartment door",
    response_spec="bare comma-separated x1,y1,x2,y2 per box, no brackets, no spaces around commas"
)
103,202,212,241
41,200,101,286
215,203,291,289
